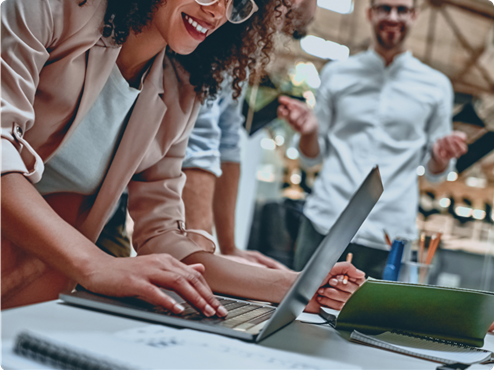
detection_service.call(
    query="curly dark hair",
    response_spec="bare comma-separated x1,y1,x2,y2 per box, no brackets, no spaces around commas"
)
78,0,292,100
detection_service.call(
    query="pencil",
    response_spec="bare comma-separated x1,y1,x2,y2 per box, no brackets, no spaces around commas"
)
425,232,442,265
383,230,392,248
343,253,353,284
419,233,425,264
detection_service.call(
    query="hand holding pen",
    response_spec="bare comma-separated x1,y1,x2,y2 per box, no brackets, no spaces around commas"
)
306,259,365,312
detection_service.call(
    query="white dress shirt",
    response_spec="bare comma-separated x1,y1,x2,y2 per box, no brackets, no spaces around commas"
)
300,49,454,250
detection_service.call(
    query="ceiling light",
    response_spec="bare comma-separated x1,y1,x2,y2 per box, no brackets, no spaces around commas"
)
301,35,350,61
317,0,354,14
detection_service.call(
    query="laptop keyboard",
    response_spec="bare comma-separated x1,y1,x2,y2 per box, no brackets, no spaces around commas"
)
145,297,275,331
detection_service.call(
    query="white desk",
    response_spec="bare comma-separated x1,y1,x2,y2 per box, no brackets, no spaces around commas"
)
2,300,494,370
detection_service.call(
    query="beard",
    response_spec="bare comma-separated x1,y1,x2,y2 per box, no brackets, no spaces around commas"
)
374,21,408,50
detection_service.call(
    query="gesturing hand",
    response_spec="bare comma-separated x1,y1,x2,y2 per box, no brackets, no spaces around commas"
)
305,262,365,313
431,131,468,167
80,254,227,317
277,96,318,135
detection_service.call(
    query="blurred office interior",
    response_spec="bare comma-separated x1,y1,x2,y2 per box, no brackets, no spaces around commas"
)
232,0,494,291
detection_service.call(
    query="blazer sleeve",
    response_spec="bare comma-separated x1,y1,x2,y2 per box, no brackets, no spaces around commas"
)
1,0,104,183
127,89,215,261
1,0,55,182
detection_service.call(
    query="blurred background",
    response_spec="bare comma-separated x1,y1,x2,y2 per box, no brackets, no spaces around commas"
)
234,0,494,291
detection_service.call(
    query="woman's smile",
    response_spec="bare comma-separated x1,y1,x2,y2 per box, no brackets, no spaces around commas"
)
182,13,214,41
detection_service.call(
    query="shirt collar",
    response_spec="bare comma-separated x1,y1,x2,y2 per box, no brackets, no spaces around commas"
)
364,48,412,70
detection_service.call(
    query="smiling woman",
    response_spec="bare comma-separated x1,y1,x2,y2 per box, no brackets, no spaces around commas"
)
1,0,363,315
88,0,289,99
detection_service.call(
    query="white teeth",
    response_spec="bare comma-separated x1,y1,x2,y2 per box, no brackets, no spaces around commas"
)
185,15,208,34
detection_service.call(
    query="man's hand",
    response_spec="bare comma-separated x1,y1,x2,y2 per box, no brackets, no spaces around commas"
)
222,248,290,270
277,96,318,135
489,322,494,333
82,254,228,318
430,131,468,173
305,262,366,313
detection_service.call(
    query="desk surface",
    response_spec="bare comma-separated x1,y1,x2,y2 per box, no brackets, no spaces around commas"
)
2,300,494,370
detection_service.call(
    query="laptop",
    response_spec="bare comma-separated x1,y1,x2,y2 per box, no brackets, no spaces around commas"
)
60,166,383,343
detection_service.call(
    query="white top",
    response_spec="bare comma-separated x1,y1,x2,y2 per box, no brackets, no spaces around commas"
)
300,49,454,250
35,64,141,195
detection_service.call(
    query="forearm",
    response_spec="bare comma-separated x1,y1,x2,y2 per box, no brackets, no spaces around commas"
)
182,168,216,233
182,251,298,303
213,162,240,254
298,131,320,159
1,173,111,283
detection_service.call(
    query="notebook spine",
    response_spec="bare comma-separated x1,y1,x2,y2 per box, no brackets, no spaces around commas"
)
391,330,475,349
350,331,456,365
14,331,134,370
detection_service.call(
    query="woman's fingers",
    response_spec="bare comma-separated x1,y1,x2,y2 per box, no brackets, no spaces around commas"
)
150,261,227,317
92,254,227,318
135,284,186,315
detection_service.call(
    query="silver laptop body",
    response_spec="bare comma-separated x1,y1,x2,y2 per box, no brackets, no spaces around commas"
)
60,166,383,342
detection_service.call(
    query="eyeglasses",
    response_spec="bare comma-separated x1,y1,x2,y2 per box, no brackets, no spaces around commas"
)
371,4,415,20
195,0,259,24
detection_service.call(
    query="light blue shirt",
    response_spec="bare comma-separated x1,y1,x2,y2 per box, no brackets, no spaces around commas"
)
183,85,244,177
300,49,454,249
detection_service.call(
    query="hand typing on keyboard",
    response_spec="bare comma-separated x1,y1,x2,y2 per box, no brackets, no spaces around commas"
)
305,262,365,313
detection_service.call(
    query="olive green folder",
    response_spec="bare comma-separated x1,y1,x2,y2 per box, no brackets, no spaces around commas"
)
335,279,494,348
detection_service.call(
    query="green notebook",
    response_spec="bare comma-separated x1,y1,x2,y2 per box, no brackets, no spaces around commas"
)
335,279,494,348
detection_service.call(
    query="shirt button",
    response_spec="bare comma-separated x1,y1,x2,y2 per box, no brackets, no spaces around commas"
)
178,221,186,232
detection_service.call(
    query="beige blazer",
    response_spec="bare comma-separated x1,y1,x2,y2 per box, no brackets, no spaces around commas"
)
1,0,215,259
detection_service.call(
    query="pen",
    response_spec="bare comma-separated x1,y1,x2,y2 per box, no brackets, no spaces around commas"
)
343,253,353,285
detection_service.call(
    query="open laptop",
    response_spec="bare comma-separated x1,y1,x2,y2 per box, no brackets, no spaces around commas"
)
60,166,383,343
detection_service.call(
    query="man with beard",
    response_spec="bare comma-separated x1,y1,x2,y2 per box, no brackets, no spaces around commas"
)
278,0,468,277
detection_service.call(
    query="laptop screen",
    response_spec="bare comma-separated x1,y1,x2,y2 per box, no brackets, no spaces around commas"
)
256,166,383,342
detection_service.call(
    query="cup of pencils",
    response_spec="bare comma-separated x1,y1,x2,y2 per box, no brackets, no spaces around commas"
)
403,232,441,284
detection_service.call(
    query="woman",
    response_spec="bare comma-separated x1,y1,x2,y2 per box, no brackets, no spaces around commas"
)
1,0,365,313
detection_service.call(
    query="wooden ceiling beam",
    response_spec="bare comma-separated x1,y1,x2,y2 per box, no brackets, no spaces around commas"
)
427,0,494,20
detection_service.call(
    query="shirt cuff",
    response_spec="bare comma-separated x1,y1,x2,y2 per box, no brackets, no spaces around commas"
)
424,155,456,183
1,138,29,175
182,154,222,177
219,147,241,164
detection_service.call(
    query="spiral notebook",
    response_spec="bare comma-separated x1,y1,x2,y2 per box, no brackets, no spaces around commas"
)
350,330,493,365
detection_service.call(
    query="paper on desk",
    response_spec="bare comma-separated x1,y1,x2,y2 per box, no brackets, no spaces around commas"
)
115,325,360,369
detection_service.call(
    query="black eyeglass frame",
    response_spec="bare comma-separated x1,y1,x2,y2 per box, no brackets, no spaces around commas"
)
370,4,416,19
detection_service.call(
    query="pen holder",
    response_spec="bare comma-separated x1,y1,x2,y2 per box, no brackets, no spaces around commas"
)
382,240,405,281
400,261,433,285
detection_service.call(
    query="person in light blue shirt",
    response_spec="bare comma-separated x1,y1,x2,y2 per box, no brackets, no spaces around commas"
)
182,83,289,269
181,0,318,270
278,0,468,277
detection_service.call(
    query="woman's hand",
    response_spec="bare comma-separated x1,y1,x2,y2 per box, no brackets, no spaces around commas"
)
305,262,365,313
81,254,228,318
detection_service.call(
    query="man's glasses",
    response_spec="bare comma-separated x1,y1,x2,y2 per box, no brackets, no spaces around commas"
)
195,0,259,24
371,4,415,20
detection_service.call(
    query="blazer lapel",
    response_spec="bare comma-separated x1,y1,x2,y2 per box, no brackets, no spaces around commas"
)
78,50,168,241
45,41,120,162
